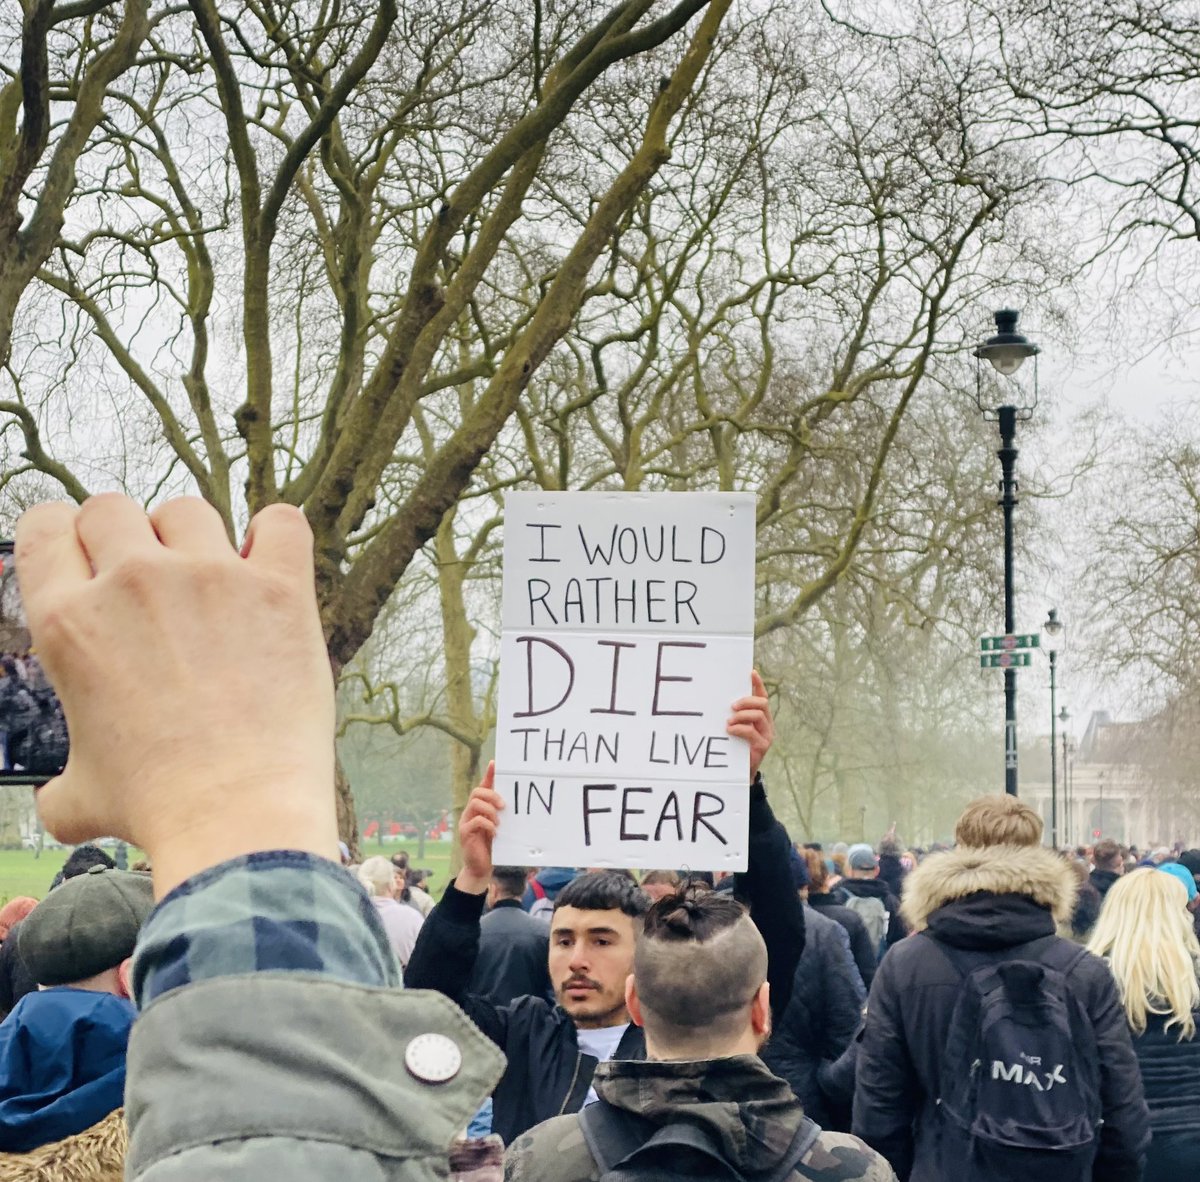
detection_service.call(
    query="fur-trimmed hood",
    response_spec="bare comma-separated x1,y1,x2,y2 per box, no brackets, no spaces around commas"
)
901,843,1079,933
0,1108,124,1182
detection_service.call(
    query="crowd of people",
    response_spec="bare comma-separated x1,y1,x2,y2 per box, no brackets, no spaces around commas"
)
0,493,1196,1181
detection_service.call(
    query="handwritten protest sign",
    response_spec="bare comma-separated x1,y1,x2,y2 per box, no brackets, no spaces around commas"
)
493,491,756,870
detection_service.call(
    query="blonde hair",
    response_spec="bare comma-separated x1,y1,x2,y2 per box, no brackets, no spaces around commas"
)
358,856,398,899
1087,868,1200,1039
954,795,1042,848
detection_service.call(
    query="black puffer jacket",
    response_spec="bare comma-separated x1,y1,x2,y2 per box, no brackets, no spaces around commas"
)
853,844,1150,1182
1132,1010,1200,1180
762,905,864,1128
808,889,876,990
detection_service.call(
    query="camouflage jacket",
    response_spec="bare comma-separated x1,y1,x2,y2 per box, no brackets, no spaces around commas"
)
504,1054,895,1182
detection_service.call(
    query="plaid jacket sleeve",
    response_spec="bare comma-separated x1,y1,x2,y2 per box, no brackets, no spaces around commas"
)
131,850,402,1007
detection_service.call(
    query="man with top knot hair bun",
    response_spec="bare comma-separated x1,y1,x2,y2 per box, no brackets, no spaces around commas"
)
505,885,894,1182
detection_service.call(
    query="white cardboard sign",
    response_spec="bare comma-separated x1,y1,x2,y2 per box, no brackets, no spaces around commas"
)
493,491,756,870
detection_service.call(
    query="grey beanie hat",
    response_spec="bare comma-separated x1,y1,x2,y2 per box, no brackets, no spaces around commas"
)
18,865,155,986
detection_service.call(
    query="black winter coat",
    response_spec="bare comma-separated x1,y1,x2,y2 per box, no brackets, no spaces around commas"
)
469,898,552,1006
406,780,805,1147
762,905,864,1129
853,844,1150,1182
1091,868,1122,900
808,890,877,990
1133,1010,1200,1180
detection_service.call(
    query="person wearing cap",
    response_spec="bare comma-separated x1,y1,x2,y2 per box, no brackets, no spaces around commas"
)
1158,862,1200,912
838,843,907,959
405,868,436,917
0,866,155,1174
14,495,506,1182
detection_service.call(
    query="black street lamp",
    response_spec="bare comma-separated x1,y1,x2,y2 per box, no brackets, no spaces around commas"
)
974,308,1040,796
1044,609,1064,847
1059,706,1071,845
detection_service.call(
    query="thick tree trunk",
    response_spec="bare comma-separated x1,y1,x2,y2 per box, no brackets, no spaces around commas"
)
334,749,359,857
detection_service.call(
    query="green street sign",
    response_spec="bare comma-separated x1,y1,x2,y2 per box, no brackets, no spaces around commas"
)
980,652,1032,668
979,633,1041,652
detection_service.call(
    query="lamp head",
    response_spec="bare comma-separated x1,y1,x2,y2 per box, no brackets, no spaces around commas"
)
1044,608,1063,648
974,308,1040,375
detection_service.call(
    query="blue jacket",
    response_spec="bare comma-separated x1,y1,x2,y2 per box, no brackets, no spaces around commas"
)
0,987,135,1151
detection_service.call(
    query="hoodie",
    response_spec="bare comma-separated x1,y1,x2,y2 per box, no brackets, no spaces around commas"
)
853,844,1149,1182
0,989,135,1152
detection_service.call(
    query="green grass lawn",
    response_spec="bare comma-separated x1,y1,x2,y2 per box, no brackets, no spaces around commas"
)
0,840,455,907
0,848,76,906
359,840,455,899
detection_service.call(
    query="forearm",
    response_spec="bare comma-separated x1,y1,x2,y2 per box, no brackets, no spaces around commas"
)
735,775,805,1017
404,879,487,999
127,850,504,1180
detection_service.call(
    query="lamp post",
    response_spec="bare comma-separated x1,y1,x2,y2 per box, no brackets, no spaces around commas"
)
1059,706,1071,846
1044,609,1063,847
974,308,1040,796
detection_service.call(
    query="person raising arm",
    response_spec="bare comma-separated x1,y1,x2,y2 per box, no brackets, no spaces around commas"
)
15,494,504,1180
405,672,805,1146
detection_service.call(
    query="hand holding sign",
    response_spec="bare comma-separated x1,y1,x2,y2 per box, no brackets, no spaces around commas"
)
727,670,773,779
457,761,504,895
459,675,767,894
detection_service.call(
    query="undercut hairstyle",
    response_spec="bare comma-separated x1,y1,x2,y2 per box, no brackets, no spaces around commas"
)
492,866,528,900
634,886,767,1056
554,871,650,918
955,795,1042,849
802,848,829,892
1093,839,1124,872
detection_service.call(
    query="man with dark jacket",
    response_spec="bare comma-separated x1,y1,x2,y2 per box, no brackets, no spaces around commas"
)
840,844,907,955
762,899,865,1129
1090,839,1125,901
505,887,894,1182
853,795,1150,1182
470,865,552,1005
406,674,804,1147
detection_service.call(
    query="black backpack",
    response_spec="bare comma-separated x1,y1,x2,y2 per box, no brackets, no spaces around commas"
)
578,1099,822,1182
930,933,1103,1182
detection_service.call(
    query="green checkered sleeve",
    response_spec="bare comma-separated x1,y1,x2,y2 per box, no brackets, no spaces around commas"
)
131,850,402,1006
